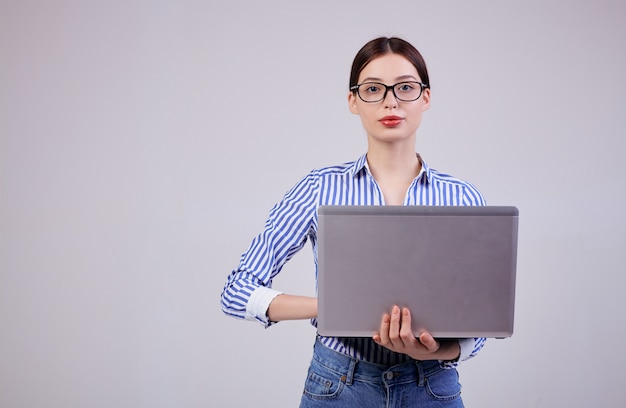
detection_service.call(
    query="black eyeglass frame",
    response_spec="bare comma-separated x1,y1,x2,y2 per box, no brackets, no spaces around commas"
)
350,81,430,103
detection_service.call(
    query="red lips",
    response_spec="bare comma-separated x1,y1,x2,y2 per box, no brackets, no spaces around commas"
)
379,116,403,127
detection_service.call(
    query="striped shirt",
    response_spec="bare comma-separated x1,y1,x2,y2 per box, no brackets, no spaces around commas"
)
221,153,487,368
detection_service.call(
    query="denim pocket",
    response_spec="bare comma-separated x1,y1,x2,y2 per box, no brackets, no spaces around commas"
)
302,359,345,400
425,368,462,401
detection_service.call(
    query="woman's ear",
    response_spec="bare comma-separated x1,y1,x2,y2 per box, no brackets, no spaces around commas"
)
421,88,431,111
348,91,359,114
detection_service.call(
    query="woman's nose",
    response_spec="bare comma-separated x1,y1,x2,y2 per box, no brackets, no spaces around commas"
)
383,88,398,108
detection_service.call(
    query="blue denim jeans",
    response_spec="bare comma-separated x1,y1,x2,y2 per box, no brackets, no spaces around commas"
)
300,338,464,407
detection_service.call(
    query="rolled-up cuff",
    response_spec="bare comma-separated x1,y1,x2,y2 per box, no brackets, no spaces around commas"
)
245,286,283,326
457,338,475,362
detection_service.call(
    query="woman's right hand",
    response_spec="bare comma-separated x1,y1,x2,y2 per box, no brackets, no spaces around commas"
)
372,305,460,361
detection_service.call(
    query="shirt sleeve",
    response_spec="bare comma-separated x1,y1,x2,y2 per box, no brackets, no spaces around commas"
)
461,182,487,206
245,287,283,325
220,172,319,327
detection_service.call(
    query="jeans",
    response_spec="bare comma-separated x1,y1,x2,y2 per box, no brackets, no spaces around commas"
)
300,338,464,407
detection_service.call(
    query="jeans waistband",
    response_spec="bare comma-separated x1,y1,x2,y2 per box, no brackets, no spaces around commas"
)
312,337,444,386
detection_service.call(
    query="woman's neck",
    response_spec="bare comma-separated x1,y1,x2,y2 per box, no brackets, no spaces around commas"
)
365,140,422,205
366,141,422,182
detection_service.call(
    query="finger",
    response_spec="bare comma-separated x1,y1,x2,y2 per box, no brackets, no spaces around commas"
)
388,305,402,345
418,332,440,352
377,313,391,345
399,308,416,346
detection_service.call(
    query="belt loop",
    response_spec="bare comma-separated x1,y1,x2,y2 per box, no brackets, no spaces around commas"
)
345,358,357,385
415,361,425,387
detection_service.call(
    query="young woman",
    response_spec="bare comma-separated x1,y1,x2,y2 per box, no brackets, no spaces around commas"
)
221,36,486,407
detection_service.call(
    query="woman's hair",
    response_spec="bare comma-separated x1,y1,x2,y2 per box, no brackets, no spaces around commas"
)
349,37,430,91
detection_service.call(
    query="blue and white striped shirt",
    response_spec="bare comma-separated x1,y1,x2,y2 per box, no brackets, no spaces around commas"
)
221,153,487,368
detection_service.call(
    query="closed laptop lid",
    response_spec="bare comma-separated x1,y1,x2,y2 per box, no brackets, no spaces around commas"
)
316,205,519,338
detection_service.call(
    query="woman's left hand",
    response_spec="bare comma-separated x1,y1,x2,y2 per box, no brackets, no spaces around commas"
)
372,305,460,361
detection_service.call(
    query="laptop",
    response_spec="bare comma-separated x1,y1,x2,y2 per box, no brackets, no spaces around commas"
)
316,205,519,339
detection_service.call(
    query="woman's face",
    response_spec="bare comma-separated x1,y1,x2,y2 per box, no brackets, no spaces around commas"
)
348,53,430,144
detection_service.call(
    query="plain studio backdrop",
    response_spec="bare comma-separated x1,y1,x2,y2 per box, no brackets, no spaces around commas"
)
1,0,624,407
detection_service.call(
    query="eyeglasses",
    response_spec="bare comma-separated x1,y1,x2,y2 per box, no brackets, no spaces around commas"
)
350,81,429,103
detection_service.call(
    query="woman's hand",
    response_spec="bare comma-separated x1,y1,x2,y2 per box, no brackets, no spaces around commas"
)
372,305,460,361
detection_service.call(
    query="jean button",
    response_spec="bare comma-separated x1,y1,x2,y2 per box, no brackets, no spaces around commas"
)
385,371,393,380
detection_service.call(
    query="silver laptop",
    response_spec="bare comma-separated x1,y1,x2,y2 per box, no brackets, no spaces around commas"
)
316,205,519,339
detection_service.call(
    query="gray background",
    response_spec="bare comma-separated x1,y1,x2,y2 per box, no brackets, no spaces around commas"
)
1,0,624,407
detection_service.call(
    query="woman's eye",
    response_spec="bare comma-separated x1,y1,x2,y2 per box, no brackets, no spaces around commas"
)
398,83,415,92
365,85,380,93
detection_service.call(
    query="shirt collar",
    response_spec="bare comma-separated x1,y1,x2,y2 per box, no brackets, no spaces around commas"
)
350,154,369,176
350,153,432,184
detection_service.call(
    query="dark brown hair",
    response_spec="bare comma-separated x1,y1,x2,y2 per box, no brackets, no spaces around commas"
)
349,37,430,91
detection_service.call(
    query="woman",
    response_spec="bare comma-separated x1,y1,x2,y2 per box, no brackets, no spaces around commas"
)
221,36,486,407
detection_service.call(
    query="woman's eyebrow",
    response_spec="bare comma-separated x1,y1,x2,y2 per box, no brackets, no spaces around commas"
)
360,75,419,83
360,77,383,83
396,74,419,81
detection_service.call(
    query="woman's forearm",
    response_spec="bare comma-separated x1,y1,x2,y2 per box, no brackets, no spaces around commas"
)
267,294,317,322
